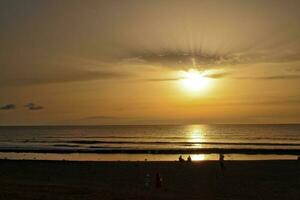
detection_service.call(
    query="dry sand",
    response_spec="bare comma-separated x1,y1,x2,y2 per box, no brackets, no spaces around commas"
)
0,159,299,200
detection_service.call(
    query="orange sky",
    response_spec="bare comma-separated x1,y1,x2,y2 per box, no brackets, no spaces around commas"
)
0,0,300,125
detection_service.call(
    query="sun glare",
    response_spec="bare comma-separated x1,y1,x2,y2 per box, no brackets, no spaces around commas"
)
191,154,206,161
181,69,210,92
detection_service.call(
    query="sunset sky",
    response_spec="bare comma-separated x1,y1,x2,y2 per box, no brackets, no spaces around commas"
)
0,0,300,125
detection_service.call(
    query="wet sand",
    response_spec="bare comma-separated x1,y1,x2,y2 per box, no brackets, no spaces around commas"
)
0,160,299,200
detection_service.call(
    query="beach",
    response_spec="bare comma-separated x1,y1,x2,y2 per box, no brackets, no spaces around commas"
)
0,159,299,200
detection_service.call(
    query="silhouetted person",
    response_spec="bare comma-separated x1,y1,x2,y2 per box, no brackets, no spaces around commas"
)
187,155,192,163
156,173,162,188
219,153,225,169
179,155,185,162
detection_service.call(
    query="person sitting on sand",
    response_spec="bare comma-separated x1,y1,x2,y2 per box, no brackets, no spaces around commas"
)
179,155,185,162
187,155,192,163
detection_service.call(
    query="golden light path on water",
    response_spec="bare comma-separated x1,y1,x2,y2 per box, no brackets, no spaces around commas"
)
187,125,207,161
191,154,206,161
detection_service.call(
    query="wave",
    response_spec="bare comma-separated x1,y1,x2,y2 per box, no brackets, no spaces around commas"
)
7,140,300,146
69,140,300,146
41,136,300,141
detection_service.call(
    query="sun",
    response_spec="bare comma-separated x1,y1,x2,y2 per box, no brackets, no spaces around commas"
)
180,69,210,92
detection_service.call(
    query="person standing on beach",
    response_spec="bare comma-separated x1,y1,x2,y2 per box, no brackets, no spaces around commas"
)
219,153,225,169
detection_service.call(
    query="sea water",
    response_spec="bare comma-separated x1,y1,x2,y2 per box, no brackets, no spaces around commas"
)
0,124,299,161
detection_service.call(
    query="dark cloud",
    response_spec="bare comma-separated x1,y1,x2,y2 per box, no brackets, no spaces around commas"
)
237,74,300,80
123,50,237,70
24,103,44,110
123,48,300,71
146,71,230,82
117,11,300,69
0,104,16,110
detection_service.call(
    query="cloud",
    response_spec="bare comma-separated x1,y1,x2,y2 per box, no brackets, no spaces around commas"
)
123,50,236,70
24,103,44,110
237,74,300,80
1,0,300,89
221,98,300,106
24,69,128,85
180,96,300,107
120,46,300,72
204,72,230,79
0,66,130,87
287,67,300,72
146,71,230,82
0,104,16,110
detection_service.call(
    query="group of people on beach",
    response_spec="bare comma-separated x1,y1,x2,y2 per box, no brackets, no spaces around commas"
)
178,155,192,163
178,154,226,169
145,154,226,189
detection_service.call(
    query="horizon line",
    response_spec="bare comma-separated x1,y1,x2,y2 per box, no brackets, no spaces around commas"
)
0,123,300,127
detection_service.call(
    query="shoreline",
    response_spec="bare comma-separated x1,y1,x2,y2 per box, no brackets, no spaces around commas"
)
0,159,299,163
0,158,299,162
0,152,299,162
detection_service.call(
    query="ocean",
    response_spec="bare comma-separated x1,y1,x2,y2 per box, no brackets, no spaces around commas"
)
0,124,299,161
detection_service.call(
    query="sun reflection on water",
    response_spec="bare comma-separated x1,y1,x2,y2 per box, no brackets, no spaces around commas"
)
187,125,205,146
186,126,208,160
191,154,206,161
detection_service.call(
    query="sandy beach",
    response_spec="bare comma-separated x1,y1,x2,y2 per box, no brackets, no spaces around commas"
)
0,159,299,200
